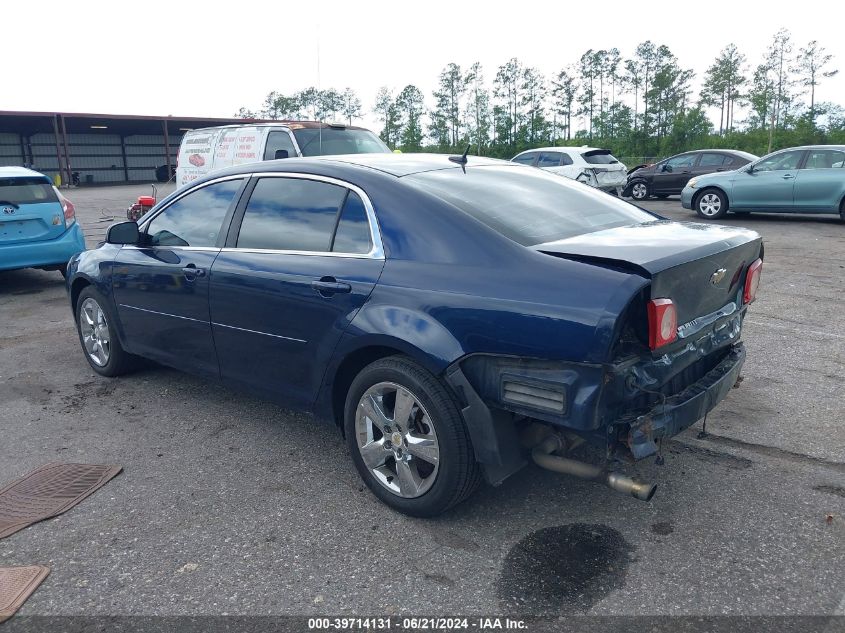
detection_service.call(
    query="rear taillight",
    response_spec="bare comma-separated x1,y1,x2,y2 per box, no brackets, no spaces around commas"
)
743,258,763,304
647,298,678,350
62,198,76,226
53,186,76,227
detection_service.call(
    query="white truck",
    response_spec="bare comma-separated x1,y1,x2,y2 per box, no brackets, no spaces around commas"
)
175,121,389,189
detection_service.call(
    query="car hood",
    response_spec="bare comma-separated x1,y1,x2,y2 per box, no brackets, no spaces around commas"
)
532,220,760,275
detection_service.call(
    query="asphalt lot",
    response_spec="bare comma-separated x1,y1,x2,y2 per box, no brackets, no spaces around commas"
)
0,183,843,618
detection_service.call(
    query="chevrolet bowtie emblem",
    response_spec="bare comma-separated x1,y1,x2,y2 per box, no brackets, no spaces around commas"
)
710,268,727,285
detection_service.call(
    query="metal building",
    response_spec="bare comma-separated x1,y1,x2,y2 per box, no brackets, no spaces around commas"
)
0,110,266,186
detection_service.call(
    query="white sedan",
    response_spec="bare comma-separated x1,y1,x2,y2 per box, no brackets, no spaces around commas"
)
511,146,628,195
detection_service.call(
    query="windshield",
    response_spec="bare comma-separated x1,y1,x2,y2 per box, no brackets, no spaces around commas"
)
292,128,390,157
582,151,619,165
404,164,655,246
0,176,58,206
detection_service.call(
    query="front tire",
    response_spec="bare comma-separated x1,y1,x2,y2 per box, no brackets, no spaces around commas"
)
630,181,649,200
695,188,728,219
75,287,140,377
344,356,481,517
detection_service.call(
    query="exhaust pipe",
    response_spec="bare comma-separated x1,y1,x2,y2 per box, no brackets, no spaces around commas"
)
531,436,657,502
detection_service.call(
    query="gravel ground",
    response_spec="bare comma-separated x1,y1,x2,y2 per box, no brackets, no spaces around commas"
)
0,183,843,618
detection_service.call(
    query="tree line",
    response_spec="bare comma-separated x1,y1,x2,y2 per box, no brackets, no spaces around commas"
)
237,28,842,160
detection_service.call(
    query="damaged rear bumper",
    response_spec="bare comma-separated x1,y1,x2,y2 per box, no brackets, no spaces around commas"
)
446,342,746,484
621,343,745,459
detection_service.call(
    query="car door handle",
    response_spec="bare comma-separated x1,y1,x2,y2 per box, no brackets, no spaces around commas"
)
312,277,352,295
182,265,206,279
782,173,795,179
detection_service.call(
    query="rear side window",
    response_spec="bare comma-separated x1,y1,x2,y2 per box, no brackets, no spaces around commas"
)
698,153,730,167
537,153,562,168
146,179,242,247
560,153,574,166
263,131,297,160
332,192,372,254
581,151,619,165
406,165,655,246
0,176,58,205
803,149,845,169
236,177,347,252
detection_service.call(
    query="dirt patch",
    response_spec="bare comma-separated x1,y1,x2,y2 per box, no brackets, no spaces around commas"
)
651,521,674,536
498,523,633,615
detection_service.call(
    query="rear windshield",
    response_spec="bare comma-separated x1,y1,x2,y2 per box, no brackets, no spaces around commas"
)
404,165,655,246
0,176,58,205
581,150,619,165
292,128,390,157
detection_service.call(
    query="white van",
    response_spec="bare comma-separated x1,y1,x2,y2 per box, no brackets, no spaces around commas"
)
175,122,389,189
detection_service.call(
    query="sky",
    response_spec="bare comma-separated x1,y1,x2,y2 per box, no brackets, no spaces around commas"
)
5,0,844,133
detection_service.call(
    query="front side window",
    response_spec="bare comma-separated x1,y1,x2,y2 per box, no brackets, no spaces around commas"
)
146,179,242,247
236,177,347,252
512,153,537,166
263,131,298,160
664,154,696,170
537,153,562,168
754,150,804,172
802,149,845,169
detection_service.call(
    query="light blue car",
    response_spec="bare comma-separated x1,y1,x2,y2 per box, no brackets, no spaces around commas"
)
0,167,86,277
681,145,845,220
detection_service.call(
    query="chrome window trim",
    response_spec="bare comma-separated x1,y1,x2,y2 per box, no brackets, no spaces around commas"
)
229,172,385,260
121,245,220,253
137,174,249,234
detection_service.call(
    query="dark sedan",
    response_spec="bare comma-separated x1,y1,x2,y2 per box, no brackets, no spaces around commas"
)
66,154,763,516
623,149,758,200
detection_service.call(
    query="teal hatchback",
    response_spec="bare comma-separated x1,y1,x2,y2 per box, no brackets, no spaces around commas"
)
0,167,86,276
681,145,845,220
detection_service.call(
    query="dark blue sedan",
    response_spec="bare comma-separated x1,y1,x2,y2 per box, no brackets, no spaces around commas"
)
67,154,763,516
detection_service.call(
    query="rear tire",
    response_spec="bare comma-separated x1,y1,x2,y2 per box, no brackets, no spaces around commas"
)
840,198,845,222
630,181,649,200
344,356,481,517
695,188,728,219
75,287,140,377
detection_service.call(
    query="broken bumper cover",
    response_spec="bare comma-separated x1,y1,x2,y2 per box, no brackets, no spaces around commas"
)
624,343,746,459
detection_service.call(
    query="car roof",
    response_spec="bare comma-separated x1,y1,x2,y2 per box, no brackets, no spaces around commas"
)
515,146,601,154
311,152,509,177
184,121,371,132
0,166,49,179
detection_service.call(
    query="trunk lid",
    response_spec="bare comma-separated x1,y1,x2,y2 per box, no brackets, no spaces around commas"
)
0,174,66,245
533,220,763,323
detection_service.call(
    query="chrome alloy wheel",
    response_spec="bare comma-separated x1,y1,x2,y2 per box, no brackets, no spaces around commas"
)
698,193,722,216
80,297,110,367
631,182,648,199
355,382,440,498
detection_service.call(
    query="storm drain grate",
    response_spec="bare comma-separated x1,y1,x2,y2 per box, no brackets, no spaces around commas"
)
0,463,122,539
0,565,49,623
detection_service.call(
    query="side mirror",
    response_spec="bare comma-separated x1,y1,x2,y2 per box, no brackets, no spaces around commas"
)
107,221,140,245
746,164,755,174
274,149,290,159
661,164,672,173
